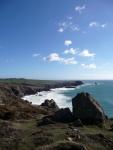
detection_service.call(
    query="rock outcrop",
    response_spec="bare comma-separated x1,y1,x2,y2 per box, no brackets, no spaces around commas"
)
72,81,83,86
72,92,106,124
41,99,59,111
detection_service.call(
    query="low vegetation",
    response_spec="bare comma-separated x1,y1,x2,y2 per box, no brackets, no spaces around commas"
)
0,78,113,150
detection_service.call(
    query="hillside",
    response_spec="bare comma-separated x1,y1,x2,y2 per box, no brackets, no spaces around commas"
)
0,79,113,150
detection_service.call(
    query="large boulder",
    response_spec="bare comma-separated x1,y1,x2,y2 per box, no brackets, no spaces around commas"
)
52,108,74,122
72,92,106,124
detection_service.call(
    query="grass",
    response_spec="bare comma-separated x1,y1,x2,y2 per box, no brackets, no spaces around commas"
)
1,119,113,150
0,78,77,87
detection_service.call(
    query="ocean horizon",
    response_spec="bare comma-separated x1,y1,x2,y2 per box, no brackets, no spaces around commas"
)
22,80,113,118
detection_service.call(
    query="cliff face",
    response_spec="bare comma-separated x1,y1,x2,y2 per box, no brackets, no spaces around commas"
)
20,80,83,96
0,80,83,98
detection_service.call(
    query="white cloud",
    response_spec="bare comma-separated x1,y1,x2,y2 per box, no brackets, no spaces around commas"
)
81,63,97,69
62,57,78,65
64,40,72,46
89,22,106,28
75,5,85,13
78,49,95,57
70,25,80,31
63,48,79,54
58,22,68,28
32,53,40,57
43,53,59,61
81,63,85,67
58,22,80,32
43,53,77,65
67,16,72,19
101,24,106,28
58,28,64,32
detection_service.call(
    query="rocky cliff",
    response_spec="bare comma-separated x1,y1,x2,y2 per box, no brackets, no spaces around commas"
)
0,80,83,98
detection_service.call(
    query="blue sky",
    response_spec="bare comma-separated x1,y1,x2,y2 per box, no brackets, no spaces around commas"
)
0,0,113,80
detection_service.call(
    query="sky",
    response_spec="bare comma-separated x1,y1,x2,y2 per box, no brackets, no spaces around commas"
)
0,0,113,80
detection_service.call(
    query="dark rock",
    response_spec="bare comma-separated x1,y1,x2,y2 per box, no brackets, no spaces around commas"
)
71,119,83,127
99,133,106,139
72,92,106,124
52,108,74,122
21,86,36,95
2,111,15,120
41,99,59,111
11,87,19,96
73,81,83,86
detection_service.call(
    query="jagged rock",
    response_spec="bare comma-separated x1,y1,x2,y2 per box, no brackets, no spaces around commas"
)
52,108,74,122
40,99,59,111
72,92,106,124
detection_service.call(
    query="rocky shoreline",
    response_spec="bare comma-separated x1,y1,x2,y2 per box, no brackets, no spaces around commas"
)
1,80,83,98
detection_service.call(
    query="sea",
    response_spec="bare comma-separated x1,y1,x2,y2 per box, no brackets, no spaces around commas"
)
22,80,113,118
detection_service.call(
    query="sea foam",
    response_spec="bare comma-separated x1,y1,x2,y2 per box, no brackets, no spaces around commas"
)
22,87,75,109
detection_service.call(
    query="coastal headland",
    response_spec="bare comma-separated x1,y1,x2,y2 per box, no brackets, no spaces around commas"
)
0,78,113,150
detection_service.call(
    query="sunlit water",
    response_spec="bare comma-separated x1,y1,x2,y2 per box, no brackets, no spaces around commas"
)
22,80,113,118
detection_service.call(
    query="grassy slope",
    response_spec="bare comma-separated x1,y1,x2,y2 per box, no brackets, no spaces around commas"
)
0,119,113,150
0,78,75,85
0,78,113,150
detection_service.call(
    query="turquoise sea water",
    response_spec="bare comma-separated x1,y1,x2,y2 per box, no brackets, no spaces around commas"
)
61,80,113,118
23,80,113,118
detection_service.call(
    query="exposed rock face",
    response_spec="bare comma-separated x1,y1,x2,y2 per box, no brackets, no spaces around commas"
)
52,108,74,122
72,92,106,124
21,86,36,95
41,99,59,111
11,87,19,96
